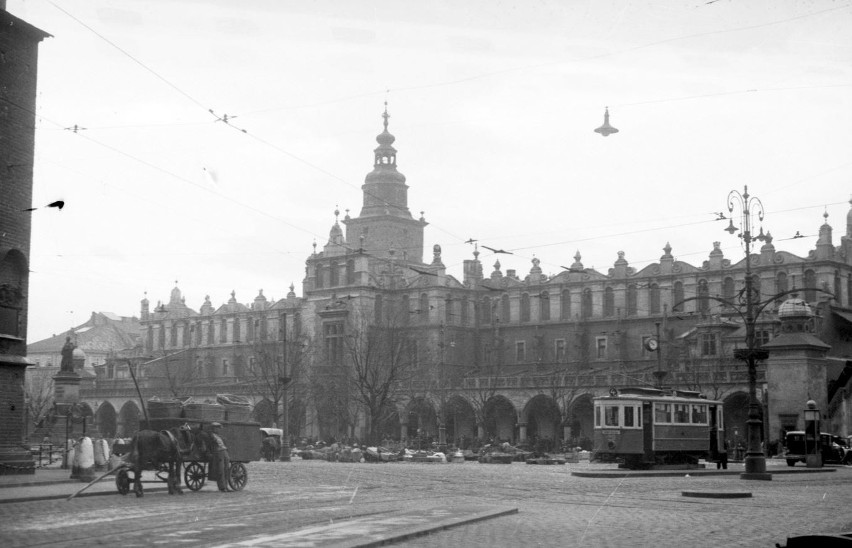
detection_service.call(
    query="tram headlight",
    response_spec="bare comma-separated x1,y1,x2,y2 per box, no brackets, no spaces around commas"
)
608,440,616,450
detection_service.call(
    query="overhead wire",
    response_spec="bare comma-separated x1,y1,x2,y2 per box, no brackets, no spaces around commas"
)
25,1,851,286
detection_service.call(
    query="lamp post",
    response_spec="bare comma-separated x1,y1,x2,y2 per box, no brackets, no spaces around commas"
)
725,185,771,480
279,313,291,462
437,324,448,452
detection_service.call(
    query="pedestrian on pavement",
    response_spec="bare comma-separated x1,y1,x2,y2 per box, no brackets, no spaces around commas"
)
209,422,231,492
717,439,729,470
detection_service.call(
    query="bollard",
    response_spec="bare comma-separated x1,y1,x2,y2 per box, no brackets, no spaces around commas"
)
71,437,97,482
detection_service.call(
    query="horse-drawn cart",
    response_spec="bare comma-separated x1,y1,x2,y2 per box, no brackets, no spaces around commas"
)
115,419,260,496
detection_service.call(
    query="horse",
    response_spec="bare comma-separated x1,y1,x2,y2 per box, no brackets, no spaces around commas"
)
261,435,279,461
125,427,194,497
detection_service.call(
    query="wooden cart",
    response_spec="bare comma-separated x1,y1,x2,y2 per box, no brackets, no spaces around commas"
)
115,419,261,494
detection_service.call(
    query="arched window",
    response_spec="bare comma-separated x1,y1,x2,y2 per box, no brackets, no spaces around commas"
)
233,318,241,343
698,279,709,314
560,289,571,320
804,270,816,302
723,277,735,305
445,295,454,324
170,323,177,347
207,321,214,345
461,296,469,326
603,287,614,317
848,274,852,306
183,323,190,347
158,325,165,350
626,285,637,316
775,272,788,302
835,270,842,305
540,291,550,321
375,294,383,324
220,318,228,343
147,326,154,352
520,293,531,322
581,288,593,318
401,295,410,326
673,282,684,312
316,265,325,289
501,294,511,323
420,293,429,322
346,260,356,285
329,262,339,286
649,283,661,315
482,297,492,324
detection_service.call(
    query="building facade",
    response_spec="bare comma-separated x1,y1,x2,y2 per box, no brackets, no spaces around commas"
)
0,5,50,473
74,108,852,453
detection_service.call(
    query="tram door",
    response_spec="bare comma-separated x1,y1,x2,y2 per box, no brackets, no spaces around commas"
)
708,404,719,460
643,401,653,462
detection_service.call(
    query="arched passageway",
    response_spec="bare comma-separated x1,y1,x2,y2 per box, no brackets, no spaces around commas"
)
118,401,141,437
443,395,476,447
375,404,400,443
525,395,562,450
406,398,437,447
253,399,276,428
95,402,117,438
723,392,762,454
483,396,516,443
568,394,595,450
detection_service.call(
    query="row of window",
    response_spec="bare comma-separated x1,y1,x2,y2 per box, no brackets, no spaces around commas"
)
367,268,833,326
144,316,291,351
594,402,712,428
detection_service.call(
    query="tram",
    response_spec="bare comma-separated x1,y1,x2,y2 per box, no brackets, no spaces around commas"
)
593,386,725,469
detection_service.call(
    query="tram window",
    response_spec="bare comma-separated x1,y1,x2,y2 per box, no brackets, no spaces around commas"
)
654,403,671,423
691,405,708,424
624,406,635,427
595,406,601,427
604,405,619,426
674,404,689,423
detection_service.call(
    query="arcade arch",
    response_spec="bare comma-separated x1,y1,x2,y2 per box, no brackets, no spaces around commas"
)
483,395,516,443
118,401,141,437
443,395,476,446
523,395,562,449
95,402,116,438
567,394,595,449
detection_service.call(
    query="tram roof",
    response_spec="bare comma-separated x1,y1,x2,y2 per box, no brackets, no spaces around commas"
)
595,387,723,405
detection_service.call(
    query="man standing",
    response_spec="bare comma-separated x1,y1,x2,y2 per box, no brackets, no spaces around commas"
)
209,423,231,492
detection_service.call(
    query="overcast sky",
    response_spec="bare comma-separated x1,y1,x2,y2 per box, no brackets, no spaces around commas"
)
8,0,852,343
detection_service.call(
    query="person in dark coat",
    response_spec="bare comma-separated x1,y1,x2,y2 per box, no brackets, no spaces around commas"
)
209,423,231,492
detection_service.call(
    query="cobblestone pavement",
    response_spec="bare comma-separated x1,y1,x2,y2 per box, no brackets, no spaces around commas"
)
1,460,850,547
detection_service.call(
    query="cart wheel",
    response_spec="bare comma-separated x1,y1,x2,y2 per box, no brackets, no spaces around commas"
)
229,462,247,491
116,468,130,495
184,462,206,491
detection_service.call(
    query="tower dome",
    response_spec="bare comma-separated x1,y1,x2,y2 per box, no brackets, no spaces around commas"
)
777,297,812,319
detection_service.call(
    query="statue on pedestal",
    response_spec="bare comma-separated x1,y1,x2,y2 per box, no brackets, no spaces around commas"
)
60,336,76,373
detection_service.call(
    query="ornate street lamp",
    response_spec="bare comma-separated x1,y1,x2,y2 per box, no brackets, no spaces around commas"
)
594,107,619,137
725,185,771,480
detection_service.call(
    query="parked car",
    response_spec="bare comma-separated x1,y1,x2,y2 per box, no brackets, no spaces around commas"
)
784,431,847,466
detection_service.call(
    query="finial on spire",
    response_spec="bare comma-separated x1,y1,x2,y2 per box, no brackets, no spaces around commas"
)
383,101,389,131
334,205,340,222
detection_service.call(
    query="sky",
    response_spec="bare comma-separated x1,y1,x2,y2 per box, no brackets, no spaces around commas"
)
7,0,852,343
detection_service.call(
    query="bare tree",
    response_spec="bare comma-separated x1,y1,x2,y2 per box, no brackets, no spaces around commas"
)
344,305,417,445
246,331,310,435
24,368,54,434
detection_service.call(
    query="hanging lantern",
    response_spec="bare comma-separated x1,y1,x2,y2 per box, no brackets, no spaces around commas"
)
594,107,619,137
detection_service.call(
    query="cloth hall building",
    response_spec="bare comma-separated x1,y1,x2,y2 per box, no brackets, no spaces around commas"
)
62,108,852,453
